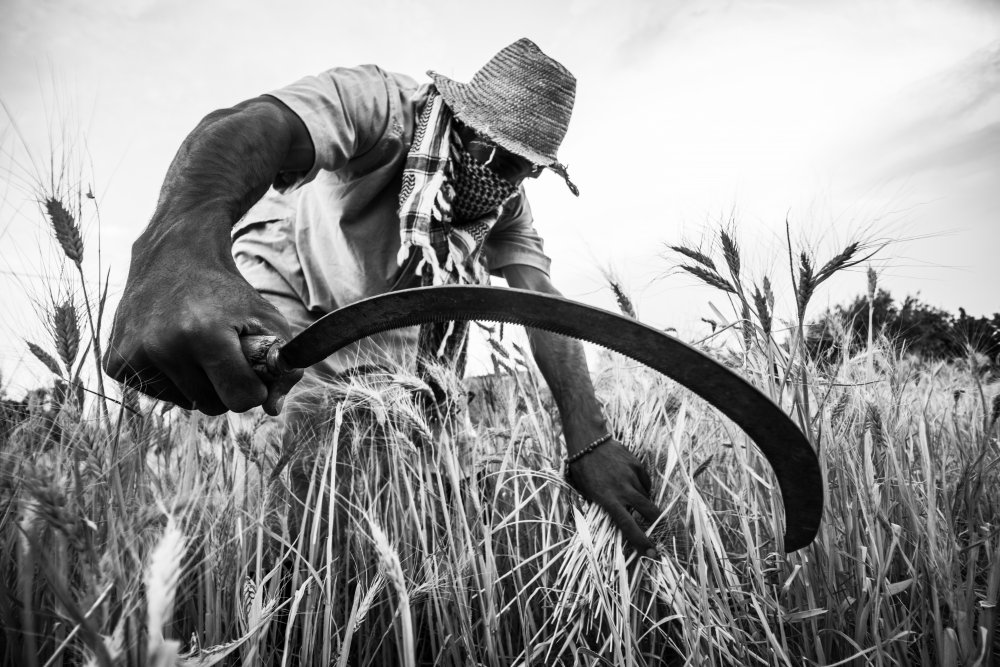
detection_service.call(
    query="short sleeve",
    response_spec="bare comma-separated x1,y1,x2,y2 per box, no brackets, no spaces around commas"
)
264,65,399,191
483,188,552,276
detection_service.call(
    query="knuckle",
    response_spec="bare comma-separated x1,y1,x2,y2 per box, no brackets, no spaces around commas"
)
174,315,207,342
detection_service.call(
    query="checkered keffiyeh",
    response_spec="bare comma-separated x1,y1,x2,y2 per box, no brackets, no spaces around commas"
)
397,90,501,286
397,90,518,371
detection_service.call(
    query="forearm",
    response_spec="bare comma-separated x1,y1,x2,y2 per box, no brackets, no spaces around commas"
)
105,99,312,415
499,267,661,556
142,99,308,250
502,265,609,454
525,327,608,456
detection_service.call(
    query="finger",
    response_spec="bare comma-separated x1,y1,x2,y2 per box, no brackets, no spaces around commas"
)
636,462,653,495
155,359,228,415
603,502,659,559
628,493,665,527
108,355,192,408
129,374,193,409
104,325,192,408
195,328,268,412
262,367,304,416
240,310,302,416
137,377,191,409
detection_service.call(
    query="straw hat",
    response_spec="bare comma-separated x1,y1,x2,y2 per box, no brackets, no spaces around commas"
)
429,38,578,194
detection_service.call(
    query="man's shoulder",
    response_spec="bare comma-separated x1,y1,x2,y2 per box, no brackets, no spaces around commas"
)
312,64,421,99
279,64,427,136
265,64,428,179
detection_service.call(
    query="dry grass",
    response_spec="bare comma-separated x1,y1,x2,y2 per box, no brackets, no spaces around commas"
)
1,196,998,665
5,327,997,665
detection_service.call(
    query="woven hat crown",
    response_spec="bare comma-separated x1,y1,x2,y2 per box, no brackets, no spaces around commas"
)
429,38,576,168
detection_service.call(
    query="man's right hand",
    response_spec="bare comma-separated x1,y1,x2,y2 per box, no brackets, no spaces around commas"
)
103,96,315,416
104,227,303,416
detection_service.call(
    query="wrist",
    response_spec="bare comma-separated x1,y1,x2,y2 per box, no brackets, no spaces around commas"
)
565,433,613,466
562,406,608,456
137,208,234,264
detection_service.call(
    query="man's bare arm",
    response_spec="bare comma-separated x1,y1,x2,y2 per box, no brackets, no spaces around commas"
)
104,97,313,415
502,264,662,558
148,97,313,241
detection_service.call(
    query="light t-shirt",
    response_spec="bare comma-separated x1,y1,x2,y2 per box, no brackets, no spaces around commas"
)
231,65,551,373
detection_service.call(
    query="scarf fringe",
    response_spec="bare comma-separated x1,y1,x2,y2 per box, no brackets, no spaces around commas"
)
395,90,500,360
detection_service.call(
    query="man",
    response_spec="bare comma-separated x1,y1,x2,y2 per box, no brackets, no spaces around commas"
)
105,38,663,558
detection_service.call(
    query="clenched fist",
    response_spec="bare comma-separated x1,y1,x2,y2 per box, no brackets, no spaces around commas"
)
104,223,302,416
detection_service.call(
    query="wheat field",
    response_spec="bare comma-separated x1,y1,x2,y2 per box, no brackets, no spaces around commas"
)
0,198,997,666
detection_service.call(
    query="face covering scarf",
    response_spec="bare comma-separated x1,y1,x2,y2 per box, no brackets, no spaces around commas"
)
449,137,518,221
396,89,518,371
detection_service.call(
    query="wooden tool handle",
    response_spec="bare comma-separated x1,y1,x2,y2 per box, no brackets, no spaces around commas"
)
239,335,292,379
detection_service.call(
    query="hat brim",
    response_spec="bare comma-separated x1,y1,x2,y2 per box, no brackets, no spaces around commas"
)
429,71,557,168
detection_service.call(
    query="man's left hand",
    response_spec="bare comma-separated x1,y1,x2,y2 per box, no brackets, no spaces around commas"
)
566,439,664,559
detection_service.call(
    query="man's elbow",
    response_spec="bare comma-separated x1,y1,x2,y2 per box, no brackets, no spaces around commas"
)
211,97,315,174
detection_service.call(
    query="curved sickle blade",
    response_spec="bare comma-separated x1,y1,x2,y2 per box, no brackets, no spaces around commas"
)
279,285,823,551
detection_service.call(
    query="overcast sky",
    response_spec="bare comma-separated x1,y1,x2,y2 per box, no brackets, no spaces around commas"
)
2,0,998,393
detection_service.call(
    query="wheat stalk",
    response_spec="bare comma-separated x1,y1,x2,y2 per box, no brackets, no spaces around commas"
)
679,264,736,294
43,191,112,426
353,573,386,631
122,386,141,415
366,516,414,667
145,516,187,647
45,197,84,266
865,402,886,450
796,242,867,324
611,282,637,319
719,229,741,284
601,267,637,319
867,265,878,302
831,391,851,425
27,341,63,377
740,300,753,351
815,242,857,283
669,245,717,270
752,284,772,337
238,575,255,632
796,251,815,320
764,276,774,310
866,266,878,377
52,301,80,373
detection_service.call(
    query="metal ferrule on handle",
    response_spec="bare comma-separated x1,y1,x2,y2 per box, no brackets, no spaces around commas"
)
239,334,293,379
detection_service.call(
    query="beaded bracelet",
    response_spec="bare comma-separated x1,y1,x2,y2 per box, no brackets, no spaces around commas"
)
565,433,613,466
